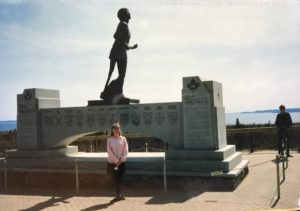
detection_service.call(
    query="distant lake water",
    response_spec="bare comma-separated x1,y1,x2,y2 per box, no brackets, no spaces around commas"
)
226,112,300,125
1,112,300,131
0,121,16,131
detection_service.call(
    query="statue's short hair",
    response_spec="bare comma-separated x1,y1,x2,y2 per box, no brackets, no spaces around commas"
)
117,8,129,21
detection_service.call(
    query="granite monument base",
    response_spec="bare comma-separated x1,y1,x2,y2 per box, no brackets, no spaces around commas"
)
166,145,249,177
12,76,249,190
1,151,248,190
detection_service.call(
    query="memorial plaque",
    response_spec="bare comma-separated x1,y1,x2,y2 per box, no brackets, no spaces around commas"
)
40,109,55,128
18,103,36,114
118,107,130,126
76,114,84,127
17,90,39,150
143,106,153,126
86,114,96,128
131,107,141,126
64,115,74,127
109,113,118,125
97,114,107,127
155,111,165,125
167,105,179,126
182,77,214,149
131,111,141,126
17,114,38,149
54,114,63,127
155,105,165,125
44,115,54,127
64,109,74,127
120,113,130,126
17,127,38,149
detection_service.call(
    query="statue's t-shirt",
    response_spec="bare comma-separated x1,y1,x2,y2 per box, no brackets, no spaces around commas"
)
109,21,131,60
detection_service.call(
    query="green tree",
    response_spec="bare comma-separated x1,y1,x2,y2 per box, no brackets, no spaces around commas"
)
235,118,240,128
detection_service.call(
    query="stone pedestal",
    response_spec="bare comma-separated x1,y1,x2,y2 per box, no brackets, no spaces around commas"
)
182,76,226,150
166,76,248,176
16,89,60,150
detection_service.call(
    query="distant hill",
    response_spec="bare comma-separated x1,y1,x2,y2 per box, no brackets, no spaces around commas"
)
242,108,300,114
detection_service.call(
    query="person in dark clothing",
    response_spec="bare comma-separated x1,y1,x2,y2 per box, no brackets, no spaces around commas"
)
101,8,138,104
275,105,293,157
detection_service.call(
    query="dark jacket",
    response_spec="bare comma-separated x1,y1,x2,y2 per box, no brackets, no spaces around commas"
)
275,112,292,129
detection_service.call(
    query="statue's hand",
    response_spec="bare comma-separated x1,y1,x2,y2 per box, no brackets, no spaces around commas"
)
131,44,138,49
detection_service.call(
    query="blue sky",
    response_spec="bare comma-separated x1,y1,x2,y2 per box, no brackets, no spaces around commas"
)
0,0,300,120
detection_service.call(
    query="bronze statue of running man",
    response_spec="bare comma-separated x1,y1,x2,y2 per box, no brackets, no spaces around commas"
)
101,8,138,105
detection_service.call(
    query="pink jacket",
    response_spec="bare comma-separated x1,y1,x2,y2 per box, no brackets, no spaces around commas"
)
107,135,128,164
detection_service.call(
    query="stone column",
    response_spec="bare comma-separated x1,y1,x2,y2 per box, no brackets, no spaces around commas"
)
17,89,60,150
182,76,227,150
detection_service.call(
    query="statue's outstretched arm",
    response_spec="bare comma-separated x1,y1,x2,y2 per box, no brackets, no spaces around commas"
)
129,44,138,49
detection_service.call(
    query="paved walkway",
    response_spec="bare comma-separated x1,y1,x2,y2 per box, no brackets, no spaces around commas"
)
1,152,300,211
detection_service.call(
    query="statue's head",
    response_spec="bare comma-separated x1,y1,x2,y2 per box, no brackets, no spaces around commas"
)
118,8,131,22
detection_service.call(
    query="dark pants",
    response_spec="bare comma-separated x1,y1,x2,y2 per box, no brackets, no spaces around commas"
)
278,128,289,155
107,162,126,195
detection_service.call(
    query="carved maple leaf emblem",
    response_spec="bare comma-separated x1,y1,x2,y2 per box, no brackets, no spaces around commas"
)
187,79,200,91
24,90,33,101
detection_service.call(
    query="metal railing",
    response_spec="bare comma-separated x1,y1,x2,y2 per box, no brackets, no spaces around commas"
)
69,126,300,154
71,136,171,153
3,159,7,192
227,126,300,153
74,158,167,194
271,154,288,207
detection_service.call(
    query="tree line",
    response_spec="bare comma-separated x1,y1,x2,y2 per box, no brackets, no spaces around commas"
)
0,129,17,141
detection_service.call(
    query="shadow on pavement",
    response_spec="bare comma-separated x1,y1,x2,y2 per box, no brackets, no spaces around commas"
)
145,177,233,204
146,190,203,204
80,202,112,211
0,175,236,206
18,196,71,211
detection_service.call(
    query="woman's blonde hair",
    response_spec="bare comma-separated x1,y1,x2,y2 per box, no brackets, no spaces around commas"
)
110,122,122,136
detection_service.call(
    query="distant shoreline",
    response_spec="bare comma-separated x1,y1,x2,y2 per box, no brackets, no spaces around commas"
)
241,108,300,114
1,110,300,131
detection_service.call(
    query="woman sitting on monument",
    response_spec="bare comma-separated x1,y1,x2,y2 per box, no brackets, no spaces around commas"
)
107,122,128,202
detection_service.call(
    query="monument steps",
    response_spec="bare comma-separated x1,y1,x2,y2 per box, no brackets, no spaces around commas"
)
225,159,249,177
165,159,249,183
223,152,243,171
166,151,242,173
166,145,237,161
221,145,238,159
